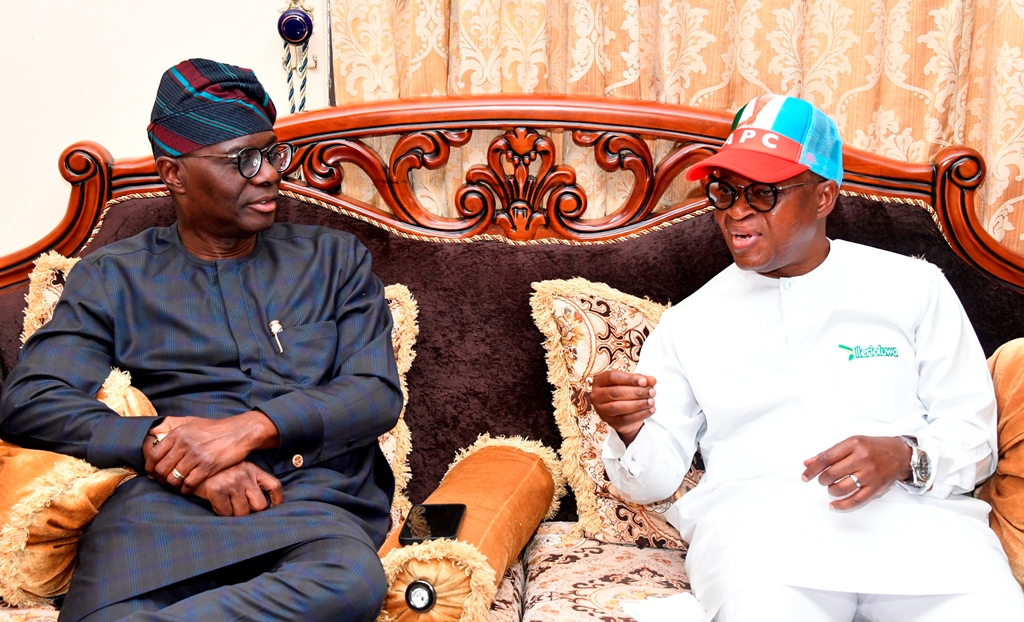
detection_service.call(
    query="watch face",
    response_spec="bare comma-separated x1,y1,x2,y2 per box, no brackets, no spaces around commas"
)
917,451,931,480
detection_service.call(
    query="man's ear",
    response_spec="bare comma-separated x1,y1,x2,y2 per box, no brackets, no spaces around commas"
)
155,156,186,195
815,180,839,220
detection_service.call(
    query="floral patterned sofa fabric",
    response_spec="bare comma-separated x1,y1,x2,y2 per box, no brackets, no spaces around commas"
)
522,522,690,622
1,97,1023,621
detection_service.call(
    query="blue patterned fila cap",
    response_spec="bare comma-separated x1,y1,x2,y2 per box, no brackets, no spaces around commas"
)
686,94,843,185
147,58,277,159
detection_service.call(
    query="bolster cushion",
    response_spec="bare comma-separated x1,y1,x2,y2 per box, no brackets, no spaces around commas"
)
377,436,564,622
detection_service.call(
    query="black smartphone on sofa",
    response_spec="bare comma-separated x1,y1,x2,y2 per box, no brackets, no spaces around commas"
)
398,503,467,545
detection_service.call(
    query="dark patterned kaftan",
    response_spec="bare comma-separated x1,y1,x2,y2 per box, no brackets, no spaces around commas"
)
0,223,402,616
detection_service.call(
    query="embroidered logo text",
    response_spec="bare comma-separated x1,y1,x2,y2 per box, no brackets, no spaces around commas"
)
838,344,899,361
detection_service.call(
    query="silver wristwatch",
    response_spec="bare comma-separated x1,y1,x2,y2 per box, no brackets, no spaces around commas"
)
899,435,931,489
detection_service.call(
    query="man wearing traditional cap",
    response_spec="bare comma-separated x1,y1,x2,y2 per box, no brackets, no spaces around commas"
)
0,59,400,621
592,94,1024,620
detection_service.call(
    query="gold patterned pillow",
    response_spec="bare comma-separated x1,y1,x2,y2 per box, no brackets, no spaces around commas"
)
530,278,702,549
381,283,418,536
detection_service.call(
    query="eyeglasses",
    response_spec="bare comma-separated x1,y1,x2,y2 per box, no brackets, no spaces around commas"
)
178,142,294,179
705,177,822,212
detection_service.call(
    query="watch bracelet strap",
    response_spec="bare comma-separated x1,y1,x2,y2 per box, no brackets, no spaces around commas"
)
898,435,927,488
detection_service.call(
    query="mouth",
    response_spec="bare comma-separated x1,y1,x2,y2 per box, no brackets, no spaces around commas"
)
246,197,278,214
728,230,761,251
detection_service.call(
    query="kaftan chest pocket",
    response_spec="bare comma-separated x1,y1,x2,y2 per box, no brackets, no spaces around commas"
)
266,320,338,385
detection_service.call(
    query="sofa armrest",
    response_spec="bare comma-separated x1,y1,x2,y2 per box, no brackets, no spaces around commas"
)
377,436,565,622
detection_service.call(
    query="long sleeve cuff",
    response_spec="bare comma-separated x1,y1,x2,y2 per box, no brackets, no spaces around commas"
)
914,434,995,499
602,426,689,504
87,415,162,472
256,393,325,467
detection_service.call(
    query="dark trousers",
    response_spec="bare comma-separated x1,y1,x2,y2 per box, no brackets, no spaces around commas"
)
71,535,387,622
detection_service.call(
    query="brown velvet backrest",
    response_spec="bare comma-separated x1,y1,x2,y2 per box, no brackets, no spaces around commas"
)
2,96,1022,519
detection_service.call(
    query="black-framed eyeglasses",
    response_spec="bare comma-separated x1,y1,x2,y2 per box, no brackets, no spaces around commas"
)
705,177,822,213
178,142,294,179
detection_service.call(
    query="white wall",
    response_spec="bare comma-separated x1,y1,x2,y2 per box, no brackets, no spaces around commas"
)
0,0,330,257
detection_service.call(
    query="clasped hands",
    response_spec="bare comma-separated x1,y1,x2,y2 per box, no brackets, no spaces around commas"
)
590,370,912,511
142,411,283,517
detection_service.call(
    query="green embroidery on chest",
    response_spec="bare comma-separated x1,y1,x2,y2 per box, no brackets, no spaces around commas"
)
838,344,898,360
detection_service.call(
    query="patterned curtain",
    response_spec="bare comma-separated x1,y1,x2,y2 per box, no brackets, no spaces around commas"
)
329,0,1024,256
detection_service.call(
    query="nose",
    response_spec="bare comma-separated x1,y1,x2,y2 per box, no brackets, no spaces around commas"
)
250,155,282,184
723,190,757,218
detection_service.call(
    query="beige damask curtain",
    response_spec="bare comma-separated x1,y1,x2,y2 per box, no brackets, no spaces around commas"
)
329,0,1024,256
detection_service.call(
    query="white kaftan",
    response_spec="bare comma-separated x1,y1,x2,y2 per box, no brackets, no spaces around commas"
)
603,239,1011,617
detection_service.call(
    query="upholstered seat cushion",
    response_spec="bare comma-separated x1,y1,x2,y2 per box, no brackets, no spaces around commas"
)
488,559,525,622
521,521,690,622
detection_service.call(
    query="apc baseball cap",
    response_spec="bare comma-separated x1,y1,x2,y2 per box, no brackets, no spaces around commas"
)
685,94,843,185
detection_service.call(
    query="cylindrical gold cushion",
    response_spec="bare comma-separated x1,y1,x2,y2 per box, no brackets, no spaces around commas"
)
378,444,557,622
980,338,1024,587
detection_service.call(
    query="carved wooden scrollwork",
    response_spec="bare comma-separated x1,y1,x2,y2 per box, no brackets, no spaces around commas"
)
389,129,474,230
933,147,1024,292
566,131,716,237
6,96,1019,292
571,131,653,231
459,127,585,241
0,142,113,291
301,130,483,234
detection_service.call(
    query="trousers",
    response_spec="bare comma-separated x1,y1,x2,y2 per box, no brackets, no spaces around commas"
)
716,575,1024,622
70,535,387,622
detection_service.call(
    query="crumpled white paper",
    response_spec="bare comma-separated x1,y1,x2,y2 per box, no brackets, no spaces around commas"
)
619,591,707,622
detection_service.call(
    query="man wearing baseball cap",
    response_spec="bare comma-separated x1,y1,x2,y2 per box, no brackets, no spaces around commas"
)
1,59,400,621
591,94,1024,620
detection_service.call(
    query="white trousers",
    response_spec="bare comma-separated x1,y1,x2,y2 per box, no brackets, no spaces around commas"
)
716,578,1024,622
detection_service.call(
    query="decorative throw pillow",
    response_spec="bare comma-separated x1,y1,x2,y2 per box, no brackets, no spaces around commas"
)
0,368,146,607
530,277,703,549
20,251,80,344
381,283,419,536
